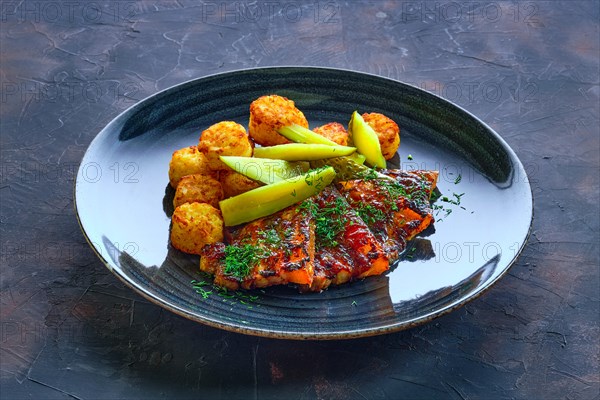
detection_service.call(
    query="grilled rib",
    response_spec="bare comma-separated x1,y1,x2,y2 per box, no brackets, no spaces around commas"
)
200,202,315,290
302,187,389,292
336,169,438,262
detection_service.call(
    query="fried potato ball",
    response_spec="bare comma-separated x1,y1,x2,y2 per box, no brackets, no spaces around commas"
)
170,202,224,254
173,174,224,209
168,146,211,188
313,122,349,146
198,121,253,170
362,112,400,160
249,95,309,146
219,170,261,198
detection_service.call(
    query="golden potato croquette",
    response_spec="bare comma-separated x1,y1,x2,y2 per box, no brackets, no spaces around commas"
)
313,122,349,146
170,202,223,254
362,112,400,160
219,170,261,198
249,95,309,146
173,174,224,209
198,121,253,170
168,146,211,188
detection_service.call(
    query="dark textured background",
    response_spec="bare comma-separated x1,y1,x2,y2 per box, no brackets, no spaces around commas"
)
1,1,598,399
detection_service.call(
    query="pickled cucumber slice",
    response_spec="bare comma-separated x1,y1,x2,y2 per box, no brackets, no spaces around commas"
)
220,156,309,184
219,166,336,226
277,124,338,146
277,124,365,165
348,111,387,169
253,143,356,161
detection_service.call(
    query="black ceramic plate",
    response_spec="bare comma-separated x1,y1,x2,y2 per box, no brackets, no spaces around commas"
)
75,67,532,339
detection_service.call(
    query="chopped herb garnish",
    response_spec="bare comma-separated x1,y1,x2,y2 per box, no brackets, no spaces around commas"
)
304,166,329,188
283,226,295,240
191,279,213,299
407,154,413,160
355,202,387,226
351,300,358,306
359,166,379,180
301,197,349,247
454,174,462,184
258,228,280,245
405,246,417,259
440,192,464,206
224,244,268,279
432,188,467,221
191,279,262,308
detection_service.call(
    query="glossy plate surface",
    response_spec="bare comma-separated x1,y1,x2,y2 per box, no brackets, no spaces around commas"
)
75,67,532,339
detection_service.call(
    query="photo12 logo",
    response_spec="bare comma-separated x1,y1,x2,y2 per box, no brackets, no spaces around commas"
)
1,81,141,104
1,240,139,265
411,80,539,107
430,241,523,264
1,160,142,185
78,161,140,184
1,318,134,345
1,161,80,184
399,2,539,24
199,1,340,24
1,1,138,22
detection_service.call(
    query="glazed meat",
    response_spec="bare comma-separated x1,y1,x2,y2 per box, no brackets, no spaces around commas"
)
200,203,315,290
382,169,439,201
336,170,438,262
200,169,438,292
302,187,389,292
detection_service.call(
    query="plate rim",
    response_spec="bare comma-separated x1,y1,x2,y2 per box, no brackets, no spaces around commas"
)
74,66,534,340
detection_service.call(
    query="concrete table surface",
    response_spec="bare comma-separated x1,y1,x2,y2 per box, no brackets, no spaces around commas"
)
1,1,598,399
